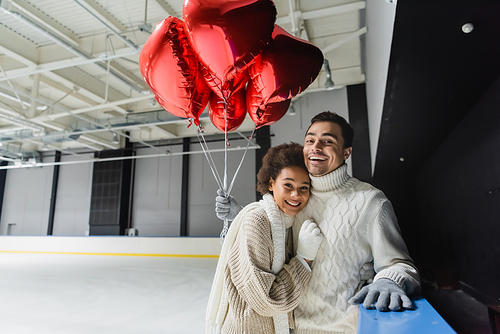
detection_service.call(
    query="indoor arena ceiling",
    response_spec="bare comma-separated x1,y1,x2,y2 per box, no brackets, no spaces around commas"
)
0,0,366,162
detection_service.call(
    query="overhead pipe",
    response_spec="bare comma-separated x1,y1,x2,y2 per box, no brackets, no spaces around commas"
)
0,144,261,170
72,0,140,51
0,50,140,83
0,111,45,132
44,94,155,120
26,72,40,118
0,6,144,93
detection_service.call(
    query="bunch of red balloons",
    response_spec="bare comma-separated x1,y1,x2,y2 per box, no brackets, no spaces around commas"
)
139,0,324,132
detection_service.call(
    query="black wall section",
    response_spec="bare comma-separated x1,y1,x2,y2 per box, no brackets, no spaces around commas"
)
374,0,500,180
255,126,271,201
347,84,371,181
118,137,134,235
89,146,133,236
416,75,500,305
180,137,190,236
0,161,7,222
369,0,500,309
47,151,61,235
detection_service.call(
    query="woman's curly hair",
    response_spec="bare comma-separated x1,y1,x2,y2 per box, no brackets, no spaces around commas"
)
256,142,308,196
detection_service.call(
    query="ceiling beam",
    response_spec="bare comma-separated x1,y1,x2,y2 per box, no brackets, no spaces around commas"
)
0,50,139,82
321,27,367,55
0,24,38,66
6,0,80,47
0,5,143,93
39,76,97,107
41,94,155,121
276,2,366,25
52,66,129,102
152,0,173,16
149,124,177,138
77,0,127,32
78,134,117,149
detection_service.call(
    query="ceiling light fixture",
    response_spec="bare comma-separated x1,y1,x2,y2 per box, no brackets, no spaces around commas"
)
111,132,120,144
323,59,335,90
462,23,474,34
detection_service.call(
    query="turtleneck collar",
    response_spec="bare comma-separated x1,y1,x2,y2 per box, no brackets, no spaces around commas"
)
309,163,350,192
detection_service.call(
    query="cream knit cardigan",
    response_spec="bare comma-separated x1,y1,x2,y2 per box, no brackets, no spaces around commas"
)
206,194,307,334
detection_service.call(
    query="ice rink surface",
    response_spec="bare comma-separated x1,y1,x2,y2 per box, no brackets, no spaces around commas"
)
0,253,218,334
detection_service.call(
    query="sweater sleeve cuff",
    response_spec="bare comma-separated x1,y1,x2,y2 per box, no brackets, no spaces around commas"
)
374,267,421,295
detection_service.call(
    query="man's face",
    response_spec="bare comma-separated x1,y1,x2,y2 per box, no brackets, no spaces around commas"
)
303,121,352,177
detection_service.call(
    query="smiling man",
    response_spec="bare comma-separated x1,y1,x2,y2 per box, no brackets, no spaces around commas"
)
291,111,421,334
214,111,421,334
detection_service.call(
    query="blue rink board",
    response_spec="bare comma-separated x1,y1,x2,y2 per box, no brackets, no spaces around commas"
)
358,297,456,333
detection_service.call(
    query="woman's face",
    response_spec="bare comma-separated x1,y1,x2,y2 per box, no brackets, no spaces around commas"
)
269,166,310,216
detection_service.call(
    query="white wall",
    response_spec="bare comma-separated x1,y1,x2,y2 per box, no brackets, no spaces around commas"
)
132,145,183,236
365,0,397,174
52,154,93,236
0,165,53,236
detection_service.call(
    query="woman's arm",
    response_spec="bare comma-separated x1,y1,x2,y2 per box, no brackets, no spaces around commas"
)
227,209,311,317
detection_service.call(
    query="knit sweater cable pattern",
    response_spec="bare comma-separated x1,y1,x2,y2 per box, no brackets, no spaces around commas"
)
292,164,421,334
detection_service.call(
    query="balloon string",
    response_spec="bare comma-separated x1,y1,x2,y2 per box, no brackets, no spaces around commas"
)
220,98,230,245
220,217,229,245
223,99,228,194
197,127,223,190
227,128,256,195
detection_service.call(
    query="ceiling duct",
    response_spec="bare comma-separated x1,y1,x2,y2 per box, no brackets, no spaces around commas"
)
70,110,182,133
0,111,45,132
0,129,34,142
42,131,81,143
0,142,40,162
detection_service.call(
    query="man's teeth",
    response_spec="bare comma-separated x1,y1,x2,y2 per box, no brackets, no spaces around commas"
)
285,200,300,207
310,156,327,161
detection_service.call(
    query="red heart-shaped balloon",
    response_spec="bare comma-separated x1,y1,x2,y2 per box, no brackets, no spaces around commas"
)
139,17,211,126
201,65,249,102
247,97,290,129
209,89,247,132
248,25,324,106
183,0,276,99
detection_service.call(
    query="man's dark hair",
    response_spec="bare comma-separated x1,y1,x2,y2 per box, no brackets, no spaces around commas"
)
256,142,308,196
307,111,354,148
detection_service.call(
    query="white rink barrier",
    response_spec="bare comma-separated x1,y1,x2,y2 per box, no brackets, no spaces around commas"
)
0,236,222,258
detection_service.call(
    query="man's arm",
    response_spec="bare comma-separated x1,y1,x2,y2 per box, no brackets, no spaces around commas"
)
349,199,420,311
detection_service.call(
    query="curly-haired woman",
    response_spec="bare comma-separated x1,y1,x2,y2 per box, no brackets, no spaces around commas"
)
206,142,323,334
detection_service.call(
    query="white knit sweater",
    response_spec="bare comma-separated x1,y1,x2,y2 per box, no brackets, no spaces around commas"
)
292,164,421,334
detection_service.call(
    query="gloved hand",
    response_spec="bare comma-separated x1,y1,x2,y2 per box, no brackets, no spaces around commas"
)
296,220,323,261
348,278,413,311
360,262,375,284
215,189,243,221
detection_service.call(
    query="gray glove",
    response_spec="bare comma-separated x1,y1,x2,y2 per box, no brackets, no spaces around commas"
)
296,220,323,261
348,278,413,311
215,189,243,221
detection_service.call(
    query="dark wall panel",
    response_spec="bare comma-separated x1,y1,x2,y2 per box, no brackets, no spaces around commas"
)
416,75,500,305
347,83,372,181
